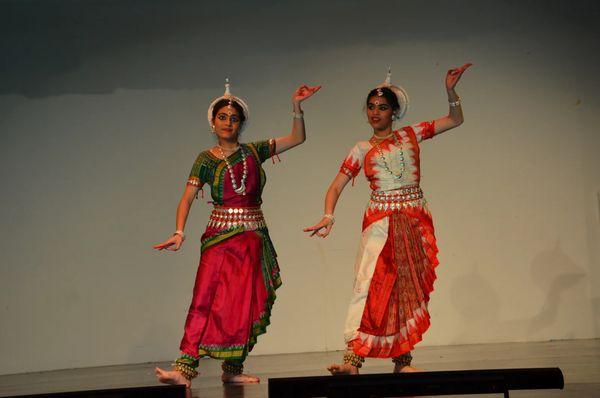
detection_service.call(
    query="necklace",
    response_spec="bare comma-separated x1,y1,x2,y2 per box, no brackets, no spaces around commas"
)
218,144,240,152
218,145,248,195
372,133,405,180
370,132,393,141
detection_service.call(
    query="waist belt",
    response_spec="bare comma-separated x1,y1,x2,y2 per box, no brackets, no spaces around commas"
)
208,206,266,230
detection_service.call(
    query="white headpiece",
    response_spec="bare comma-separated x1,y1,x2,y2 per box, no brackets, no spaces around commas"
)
207,78,250,132
376,67,409,120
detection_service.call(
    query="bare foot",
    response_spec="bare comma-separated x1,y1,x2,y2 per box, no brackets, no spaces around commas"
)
327,363,359,375
393,364,420,373
155,367,191,388
221,372,260,384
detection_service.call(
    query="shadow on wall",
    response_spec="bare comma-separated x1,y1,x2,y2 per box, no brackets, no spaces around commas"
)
1,0,599,98
449,240,586,343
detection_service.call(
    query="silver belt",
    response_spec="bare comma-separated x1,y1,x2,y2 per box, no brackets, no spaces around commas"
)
207,207,266,230
369,186,425,211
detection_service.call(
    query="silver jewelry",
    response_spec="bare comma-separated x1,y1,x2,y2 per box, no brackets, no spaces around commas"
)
173,230,185,239
373,134,405,180
323,214,335,224
218,145,248,196
293,111,304,119
207,78,250,134
371,132,393,141
449,99,461,107
218,144,240,152
373,68,409,120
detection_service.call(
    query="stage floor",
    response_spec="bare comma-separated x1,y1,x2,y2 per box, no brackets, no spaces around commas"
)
0,339,598,397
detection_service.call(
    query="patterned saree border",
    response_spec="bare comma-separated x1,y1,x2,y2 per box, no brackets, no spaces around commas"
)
200,226,245,253
212,160,228,205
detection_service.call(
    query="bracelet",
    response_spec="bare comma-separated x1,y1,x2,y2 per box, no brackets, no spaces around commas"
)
173,230,185,239
323,214,335,224
293,111,304,119
448,99,461,107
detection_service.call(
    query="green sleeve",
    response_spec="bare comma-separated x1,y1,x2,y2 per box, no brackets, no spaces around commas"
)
251,139,276,164
187,152,212,187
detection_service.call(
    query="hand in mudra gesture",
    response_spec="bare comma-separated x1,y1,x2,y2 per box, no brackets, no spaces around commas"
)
292,85,321,104
153,234,184,251
445,63,472,90
303,217,334,238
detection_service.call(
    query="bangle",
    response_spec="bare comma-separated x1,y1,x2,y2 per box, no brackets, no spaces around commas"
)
449,99,461,107
323,214,335,224
293,111,304,119
173,230,185,239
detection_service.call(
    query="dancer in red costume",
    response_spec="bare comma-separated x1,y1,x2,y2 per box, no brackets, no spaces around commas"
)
155,80,320,387
305,64,471,374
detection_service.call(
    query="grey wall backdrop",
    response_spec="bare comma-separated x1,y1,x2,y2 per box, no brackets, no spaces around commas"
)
1,0,599,375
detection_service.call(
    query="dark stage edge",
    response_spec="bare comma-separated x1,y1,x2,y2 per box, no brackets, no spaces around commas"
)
268,367,564,397
3,384,186,398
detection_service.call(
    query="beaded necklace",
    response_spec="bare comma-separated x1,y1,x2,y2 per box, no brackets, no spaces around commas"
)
370,132,405,180
218,145,248,195
371,132,393,141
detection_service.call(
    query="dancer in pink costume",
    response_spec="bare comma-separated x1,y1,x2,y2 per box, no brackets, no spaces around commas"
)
155,80,320,387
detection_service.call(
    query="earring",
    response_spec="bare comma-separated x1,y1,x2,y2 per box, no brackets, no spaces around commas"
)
211,124,216,133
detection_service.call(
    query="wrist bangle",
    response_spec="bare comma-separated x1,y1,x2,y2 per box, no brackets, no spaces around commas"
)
173,230,185,239
293,111,304,119
449,99,461,107
323,214,335,224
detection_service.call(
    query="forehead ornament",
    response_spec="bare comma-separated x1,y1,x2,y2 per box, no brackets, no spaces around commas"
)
373,67,409,121
207,78,250,131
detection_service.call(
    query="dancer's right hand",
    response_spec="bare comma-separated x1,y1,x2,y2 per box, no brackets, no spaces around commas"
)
303,217,334,238
153,234,184,251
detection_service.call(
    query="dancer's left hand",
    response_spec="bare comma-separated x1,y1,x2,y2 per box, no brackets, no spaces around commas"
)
446,63,472,90
293,85,321,104
303,217,334,238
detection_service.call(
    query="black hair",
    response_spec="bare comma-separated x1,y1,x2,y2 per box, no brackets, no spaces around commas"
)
211,99,246,124
366,87,400,112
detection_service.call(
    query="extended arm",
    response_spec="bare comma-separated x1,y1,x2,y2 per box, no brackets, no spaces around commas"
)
154,184,200,251
303,172,352,238
432,63,472,135
274,85,321,154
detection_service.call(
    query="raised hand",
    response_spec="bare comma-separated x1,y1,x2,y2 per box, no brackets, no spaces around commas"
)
445,63,472,90
153,234,184,251
303,217,334,238
292,85,321,104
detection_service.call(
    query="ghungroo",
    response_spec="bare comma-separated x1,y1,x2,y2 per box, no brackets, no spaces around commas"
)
343,352,365,368
392,352,413,367
222,360,244,375
172,354,199,380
